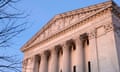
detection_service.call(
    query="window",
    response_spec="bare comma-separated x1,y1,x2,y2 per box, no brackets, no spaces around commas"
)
73,66,76,72
88,61,91,72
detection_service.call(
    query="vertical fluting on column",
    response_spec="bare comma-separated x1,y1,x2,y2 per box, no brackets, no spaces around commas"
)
33,55,40,72
49,48,58,72
66,39,75,72
39,51,48,72
57,45,63,72
74,36,84,72
22,59,27,72
62,42,71,72
80,33,89,72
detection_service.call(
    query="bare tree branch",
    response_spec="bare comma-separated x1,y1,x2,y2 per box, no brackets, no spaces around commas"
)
0,0,27,72
0,0,12,8
0,55,22,72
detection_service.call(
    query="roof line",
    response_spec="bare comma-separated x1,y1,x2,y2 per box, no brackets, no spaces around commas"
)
21,1,115,52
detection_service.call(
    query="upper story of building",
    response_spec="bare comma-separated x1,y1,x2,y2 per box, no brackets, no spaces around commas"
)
21,1,120,57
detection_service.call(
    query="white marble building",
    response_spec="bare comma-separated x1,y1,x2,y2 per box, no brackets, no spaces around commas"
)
21,1,120,72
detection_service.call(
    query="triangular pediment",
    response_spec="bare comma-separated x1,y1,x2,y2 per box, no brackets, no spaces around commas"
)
21,1,119,52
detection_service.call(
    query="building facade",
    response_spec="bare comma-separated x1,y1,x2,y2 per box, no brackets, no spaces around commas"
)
21,1,120,72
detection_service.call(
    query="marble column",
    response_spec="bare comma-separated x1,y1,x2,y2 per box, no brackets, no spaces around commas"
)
33,55,40,72
22,59,27,72
49,48,58,72
63,43,71,72
74,36,84,72
39,53,48,72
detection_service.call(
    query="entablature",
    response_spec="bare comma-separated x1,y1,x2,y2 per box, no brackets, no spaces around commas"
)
21,1,120,52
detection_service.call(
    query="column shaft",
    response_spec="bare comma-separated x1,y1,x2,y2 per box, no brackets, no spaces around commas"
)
63,44,70,72
39,54,48,72
33,55,40,72
75,38,84,72
49,49,58,72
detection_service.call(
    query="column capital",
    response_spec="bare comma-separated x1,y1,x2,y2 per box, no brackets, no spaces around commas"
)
54,45,62,55
62,41,70,51
50,48,58,56
66,39,75,47
44,50,50,56
55,45,63,56
43,50,51,60
40,51,49,60
80,33,88,41
55,45,62,51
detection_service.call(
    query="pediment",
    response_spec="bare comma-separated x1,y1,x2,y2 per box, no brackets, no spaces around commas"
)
21,1,117,52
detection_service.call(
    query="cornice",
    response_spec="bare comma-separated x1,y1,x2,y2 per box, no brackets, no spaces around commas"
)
21,1,119,52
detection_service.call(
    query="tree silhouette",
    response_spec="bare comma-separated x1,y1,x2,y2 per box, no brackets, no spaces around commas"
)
0,0,27,72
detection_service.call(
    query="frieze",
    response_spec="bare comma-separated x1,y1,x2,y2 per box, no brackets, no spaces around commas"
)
88,23,114,39
88,30,97,39
29,9,111,48
104,23,113,32
27,8,101,48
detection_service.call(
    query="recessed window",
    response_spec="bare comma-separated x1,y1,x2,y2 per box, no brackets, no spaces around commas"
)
73,65,76,72
88,61,91,72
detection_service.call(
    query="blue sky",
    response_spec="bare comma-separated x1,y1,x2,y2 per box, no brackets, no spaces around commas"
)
1,0,120,64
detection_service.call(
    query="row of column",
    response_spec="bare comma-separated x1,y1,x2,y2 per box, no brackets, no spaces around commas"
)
33,34,88,72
